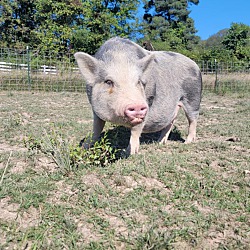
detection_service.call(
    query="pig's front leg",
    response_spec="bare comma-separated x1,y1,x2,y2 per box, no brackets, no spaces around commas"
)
92,113,106,142
127,124,144,155
84,113,105,148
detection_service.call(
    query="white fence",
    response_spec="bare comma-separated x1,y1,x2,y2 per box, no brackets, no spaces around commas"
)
0,61,28,71
0,61,66,74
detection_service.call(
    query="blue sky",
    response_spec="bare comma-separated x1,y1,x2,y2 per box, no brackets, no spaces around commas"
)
189,0,250,40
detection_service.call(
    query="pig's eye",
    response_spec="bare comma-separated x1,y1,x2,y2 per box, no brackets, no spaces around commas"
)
104,80,114,87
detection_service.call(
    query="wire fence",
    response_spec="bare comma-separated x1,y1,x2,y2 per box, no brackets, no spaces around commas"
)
0,47,249,92
0,47,83,92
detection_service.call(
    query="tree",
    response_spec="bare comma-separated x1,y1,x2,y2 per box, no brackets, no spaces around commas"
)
33,0,83,54
0,0,37,49
0,0,83,52
222,23,250,61
205,29,228,48
71,0,140,54
141,0,200,51
0,0,140,54
195,29,231,62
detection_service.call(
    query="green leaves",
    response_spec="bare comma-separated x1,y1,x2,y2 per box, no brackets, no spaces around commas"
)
70,133,120,168
24,129,120,173
0,0,249,63
0,0,139,54
222,23,250,61
142,0,200,51
198,23,250,62
71,0,140,54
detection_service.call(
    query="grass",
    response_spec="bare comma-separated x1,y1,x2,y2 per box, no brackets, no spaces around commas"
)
202,73,250,93
0,90,249,249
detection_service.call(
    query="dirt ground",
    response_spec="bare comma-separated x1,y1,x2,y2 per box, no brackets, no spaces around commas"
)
0,90,249,249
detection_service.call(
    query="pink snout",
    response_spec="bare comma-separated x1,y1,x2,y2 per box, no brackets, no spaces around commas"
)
125,103,148,125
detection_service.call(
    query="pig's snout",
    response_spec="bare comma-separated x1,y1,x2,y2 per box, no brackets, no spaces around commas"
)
125,104,148,125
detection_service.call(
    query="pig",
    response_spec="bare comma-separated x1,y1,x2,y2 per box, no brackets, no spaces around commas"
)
74,37,202,155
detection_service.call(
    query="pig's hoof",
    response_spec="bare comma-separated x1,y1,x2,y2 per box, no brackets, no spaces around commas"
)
185,137,195,144
126,145,139,155
158,137,169,144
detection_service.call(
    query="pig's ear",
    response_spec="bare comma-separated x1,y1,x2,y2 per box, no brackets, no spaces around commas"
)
74,52,99,84
138,54,155,73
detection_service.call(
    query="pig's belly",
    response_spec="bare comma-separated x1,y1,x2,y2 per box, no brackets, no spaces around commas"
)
142,112,175,133
142,102,179,133
142,122,168,133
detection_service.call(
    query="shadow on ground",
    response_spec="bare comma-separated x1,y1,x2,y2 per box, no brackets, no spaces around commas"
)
81,125,185,151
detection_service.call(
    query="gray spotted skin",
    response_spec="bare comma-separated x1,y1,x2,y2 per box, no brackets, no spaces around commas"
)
74,37,202,155
142,50,202,133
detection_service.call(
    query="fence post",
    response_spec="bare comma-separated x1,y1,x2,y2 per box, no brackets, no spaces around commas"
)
27,46,31,91
214,59,218,91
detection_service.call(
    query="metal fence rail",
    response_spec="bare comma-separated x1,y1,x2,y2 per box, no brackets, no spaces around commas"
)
0,47,249,92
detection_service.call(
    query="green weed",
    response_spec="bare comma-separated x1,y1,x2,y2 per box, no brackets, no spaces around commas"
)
24,128,120,172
